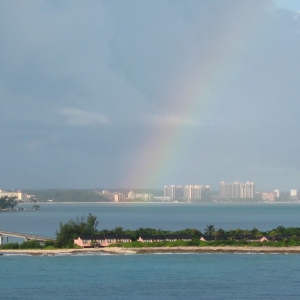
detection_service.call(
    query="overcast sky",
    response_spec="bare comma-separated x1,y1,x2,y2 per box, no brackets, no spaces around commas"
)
1,0,300,191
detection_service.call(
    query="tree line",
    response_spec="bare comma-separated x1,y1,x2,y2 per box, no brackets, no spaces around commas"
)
55,214,300,248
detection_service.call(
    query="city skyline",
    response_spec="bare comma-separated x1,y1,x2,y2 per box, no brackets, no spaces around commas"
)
1,1,300,190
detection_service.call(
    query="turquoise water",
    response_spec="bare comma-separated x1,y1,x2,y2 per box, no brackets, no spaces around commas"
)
1,253,300,299
2,203,300,299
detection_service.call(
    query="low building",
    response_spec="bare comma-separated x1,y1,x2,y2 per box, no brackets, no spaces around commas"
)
138,234,193,243
153,197,171,202
74,234,132,248
290,190,298,198
261,193,275,202
114,193,125,202
137,235,154,243
0,190,27,202
102,190,125,202
200,236,216,242
127,191,153,201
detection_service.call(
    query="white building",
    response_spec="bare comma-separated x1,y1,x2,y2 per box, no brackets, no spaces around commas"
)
128,190,136,199
274,189,280,198
219,182,255,199
290,190,298,197
164,185,183,199
102,190,125,202
164,185,210,201
183,185,193,200
114,193,125,202
0,190,27,202
128,191,153,201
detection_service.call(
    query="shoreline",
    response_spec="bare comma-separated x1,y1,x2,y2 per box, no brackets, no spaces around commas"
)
2,246,300,256
18,201,300,205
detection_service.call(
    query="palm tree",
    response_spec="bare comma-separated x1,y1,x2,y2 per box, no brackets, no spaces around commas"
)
114,227,124,235
269,230,277,242
276,226,286,234
204,225,216,236
215,228,225,236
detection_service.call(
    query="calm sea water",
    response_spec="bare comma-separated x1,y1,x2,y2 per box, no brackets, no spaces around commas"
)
1,253,300,299
1,202,300,238
1,203,300,299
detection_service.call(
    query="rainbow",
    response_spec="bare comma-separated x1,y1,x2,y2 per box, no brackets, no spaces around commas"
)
123,3,268,188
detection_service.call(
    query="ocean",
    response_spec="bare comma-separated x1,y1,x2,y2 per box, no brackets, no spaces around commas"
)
1,202,300,238
1,203,300,299
2,253,300,299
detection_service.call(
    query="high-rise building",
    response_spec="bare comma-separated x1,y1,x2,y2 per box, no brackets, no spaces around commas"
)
174,186,183,199
164,185,209,200
201,185,211,200
242,182,255,198
164,185,183,199
274,189,280,198
183,185,193,200
219,182,254,199
194,185,202,199
164,185,174,198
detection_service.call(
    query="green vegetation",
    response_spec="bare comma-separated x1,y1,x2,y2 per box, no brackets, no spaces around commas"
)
114,239,300,248
55,213,98,248
0,196,18,210
25,188,165,202
26,189,109,202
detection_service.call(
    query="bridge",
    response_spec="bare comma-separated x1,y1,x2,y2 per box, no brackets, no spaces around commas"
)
0,230,55,245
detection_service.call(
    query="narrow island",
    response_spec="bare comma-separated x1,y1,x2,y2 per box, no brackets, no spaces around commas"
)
2,214,300,255
0,196,40,212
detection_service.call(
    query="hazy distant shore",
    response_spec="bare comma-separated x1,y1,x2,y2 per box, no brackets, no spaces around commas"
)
2,246,300,256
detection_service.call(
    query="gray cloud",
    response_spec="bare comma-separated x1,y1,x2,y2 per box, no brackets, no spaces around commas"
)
0,0,299,190
59,107,110,126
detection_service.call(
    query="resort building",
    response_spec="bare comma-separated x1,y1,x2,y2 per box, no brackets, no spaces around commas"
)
164,185,183,199
0,190,27,202
138,234,193,243
164,185,210,201
102,190,125,202
127,191,153,201
74,234,132,248
290,190,298,198
261,192,275,202
219,182,255,199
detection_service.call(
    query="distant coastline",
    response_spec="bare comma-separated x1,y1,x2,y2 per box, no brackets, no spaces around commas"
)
22,201,300,205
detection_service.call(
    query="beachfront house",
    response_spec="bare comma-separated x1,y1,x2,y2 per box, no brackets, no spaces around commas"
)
116,235,132,243
138,234,193,243
74,235,94,248
74,234,132,248
259,236,270,242
153,235,166,242
165,234,178,242
178,235,193,241
138,235,154,243
200,235,227,242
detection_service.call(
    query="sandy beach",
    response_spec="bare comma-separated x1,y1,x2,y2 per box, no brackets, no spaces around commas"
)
2,246,300,256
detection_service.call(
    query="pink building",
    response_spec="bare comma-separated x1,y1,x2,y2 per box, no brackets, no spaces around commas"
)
261,193,275,202
74,234,131,248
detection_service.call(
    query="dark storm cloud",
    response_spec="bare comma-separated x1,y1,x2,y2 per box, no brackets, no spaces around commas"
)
0,0,299,189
